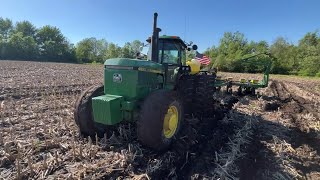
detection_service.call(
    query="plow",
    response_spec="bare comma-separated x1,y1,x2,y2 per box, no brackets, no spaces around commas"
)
74,13,273,150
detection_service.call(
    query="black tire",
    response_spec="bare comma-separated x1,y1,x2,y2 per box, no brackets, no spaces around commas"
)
194,74,215,117
176,74,195,114
137,90,183,150
74,84,105,137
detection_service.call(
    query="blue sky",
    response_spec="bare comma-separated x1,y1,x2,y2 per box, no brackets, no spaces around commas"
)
1,0,319,52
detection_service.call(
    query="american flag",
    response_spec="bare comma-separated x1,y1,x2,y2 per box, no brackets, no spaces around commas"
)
195,51,211,65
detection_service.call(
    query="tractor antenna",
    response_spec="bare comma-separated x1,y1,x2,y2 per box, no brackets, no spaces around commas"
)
184,16,186,41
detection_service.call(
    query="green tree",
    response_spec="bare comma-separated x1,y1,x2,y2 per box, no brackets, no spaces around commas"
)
120,42,132,58
270,37,297,74
205,32,272,73
242,40,271,73
7,32,38,59
0,18,13,40
105,42,121,59
14,21,37,37
0,18,13,59
214,32,250,72
6,21,39,59
36,25,73,61
204,46,218,66
119,40,143,58
297,31,320,76
299,31,319,47
76,38,108,63
130,40,143,56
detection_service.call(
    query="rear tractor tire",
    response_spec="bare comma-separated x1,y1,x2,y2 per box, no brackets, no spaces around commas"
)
137,90,183,151
176,74,195,114
194,74,216,117
74,84,105,137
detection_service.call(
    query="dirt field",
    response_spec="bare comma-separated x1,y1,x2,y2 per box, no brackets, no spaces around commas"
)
0,60,319,179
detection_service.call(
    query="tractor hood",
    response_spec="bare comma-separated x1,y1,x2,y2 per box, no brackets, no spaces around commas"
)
103,58,164,102
104,58,163,73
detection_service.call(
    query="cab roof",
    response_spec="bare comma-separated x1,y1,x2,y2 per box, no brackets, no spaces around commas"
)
146,35,187,48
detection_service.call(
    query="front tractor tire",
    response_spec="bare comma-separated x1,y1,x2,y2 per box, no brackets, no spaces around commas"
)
137,90,183,151
74,84,104,137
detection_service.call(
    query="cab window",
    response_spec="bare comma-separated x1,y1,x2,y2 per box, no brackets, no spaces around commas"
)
158,40,182,64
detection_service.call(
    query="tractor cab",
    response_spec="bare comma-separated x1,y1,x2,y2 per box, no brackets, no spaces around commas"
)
147,35,187,65
146,35,189,87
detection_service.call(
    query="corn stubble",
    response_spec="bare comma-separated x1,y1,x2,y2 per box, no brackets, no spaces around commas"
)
0,61,319,179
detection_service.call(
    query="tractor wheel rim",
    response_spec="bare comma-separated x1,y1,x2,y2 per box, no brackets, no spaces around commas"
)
163,105,179,138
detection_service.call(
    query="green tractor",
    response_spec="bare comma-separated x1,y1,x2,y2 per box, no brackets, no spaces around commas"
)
74,13,216,150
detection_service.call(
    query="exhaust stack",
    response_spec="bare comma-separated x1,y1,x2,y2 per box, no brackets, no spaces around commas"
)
151,13,161,63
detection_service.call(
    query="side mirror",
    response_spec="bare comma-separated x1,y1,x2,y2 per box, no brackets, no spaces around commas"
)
192,45,198,50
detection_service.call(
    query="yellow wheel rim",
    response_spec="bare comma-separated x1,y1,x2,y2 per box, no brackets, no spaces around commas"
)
163,105,179,138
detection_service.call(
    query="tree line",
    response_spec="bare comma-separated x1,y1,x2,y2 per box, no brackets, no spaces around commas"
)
0,17,319,77
0,17,143,63
203,31,320,77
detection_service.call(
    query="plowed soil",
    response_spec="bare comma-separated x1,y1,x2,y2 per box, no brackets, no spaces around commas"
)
0,60,319,179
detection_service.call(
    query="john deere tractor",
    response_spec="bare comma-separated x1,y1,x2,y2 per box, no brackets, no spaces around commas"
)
74,13,216,150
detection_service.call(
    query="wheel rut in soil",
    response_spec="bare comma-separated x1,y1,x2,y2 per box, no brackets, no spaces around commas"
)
239,80,320,179
273,81,319,150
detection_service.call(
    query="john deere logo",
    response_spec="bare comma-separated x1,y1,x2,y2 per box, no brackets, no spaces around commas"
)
113,73,122,83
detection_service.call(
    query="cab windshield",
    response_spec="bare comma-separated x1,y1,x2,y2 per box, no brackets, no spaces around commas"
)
147,39,186,64
159,40,186,64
